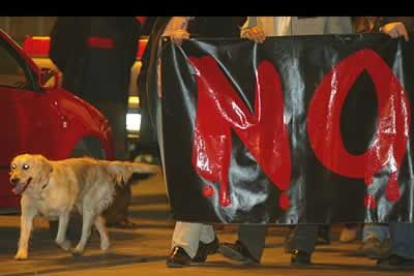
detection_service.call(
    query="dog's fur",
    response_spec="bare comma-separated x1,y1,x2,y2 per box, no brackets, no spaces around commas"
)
9,154,159,260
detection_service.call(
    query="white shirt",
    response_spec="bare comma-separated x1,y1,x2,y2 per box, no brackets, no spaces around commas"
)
242,17,293,36
241,17,352,37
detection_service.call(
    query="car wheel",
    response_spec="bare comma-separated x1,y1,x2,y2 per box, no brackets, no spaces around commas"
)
49,138,105,242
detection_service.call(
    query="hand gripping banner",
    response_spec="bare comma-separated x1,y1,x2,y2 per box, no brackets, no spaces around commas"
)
160,34,414,224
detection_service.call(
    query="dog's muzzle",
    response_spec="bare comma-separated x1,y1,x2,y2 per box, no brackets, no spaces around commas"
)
10,177,32,195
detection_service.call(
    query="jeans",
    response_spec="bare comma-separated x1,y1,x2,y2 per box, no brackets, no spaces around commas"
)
362,224,389,243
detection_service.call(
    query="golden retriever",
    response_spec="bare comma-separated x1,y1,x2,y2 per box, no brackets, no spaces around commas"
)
9,154,159,260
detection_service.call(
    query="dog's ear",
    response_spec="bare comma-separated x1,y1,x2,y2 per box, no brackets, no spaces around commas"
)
36,155,53,185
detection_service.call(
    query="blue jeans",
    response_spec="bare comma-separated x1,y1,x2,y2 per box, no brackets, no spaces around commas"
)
389,222,414,259
363,224,389,243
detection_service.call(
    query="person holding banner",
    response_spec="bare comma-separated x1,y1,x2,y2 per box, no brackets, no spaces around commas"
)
140,16,255,268
351,16,414,266
152,17,220,268
373,16,414,267
218,16,353,266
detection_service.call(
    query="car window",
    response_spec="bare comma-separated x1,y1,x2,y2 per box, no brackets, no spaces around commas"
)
0,39,33,91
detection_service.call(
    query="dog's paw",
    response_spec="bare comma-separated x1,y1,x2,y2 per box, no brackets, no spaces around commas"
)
57,240,71,251
100,240,110,251
14,250,28,260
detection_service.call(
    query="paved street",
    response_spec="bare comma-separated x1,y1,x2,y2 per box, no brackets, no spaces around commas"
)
1,171,413,276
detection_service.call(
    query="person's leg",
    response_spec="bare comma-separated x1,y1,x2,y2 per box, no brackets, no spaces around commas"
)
290,224,318,265
168,221,219,267
378,222,414,267
316,224,331,245
361,224,390,259
167,221,204,268
389,222,414,259
199,224,216,244
284,225,297,253
363,224,389,242
285,224,330,253
103,184,133,228
238,224,266,262
92,100,128,161
220,224,266,264
193,224,220,262
171,221,204,258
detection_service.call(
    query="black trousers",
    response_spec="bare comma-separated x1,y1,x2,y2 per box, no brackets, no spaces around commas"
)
90,100,128,160
291,225,318,253
238,224,267,261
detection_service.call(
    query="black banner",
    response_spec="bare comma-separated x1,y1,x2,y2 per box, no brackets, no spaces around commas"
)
161,34,414,224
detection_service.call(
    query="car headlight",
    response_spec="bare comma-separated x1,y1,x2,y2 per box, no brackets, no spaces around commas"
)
126,113,141,132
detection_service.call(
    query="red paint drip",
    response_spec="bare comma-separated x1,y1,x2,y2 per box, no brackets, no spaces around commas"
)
279,192,290,210
385,172,401,201
190,56,291,208
364,194,377,209
203,184,215,198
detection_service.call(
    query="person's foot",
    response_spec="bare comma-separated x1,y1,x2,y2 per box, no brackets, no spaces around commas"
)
193,236,220,262
166,246,192,268
360,237,383,259
377,254,414,268
339,226,358,243
219,240,260,264
291,249,311,266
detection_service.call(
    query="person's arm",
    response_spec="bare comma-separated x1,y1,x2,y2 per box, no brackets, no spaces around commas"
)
164,17,191,46
376,17,409,41
240,17,266,43
380,22,409,41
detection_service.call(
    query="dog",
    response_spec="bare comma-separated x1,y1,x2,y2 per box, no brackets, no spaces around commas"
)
9,154,159,260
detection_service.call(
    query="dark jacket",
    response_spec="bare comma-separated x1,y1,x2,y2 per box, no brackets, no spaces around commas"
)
50,17,141,102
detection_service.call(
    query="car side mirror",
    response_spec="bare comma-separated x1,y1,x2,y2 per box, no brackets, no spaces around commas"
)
40,67,60,89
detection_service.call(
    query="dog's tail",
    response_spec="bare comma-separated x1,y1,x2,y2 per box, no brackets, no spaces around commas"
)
105,161,160,185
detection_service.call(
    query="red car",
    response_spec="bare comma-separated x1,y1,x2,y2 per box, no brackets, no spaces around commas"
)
0,30,115,212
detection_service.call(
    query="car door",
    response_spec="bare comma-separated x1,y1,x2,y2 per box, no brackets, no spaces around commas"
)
0,36,59,209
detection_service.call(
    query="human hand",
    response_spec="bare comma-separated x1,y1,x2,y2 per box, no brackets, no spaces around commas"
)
381,22,409,41
171,29,190,46
244,26,266,43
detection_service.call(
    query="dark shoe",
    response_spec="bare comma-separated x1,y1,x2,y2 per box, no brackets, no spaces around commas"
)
291,249,311,266
193,236,220,262
219,240,259,264
377,254,414,268
166,246,192,268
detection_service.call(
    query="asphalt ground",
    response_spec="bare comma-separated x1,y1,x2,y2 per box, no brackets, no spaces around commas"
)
1,172,413,276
